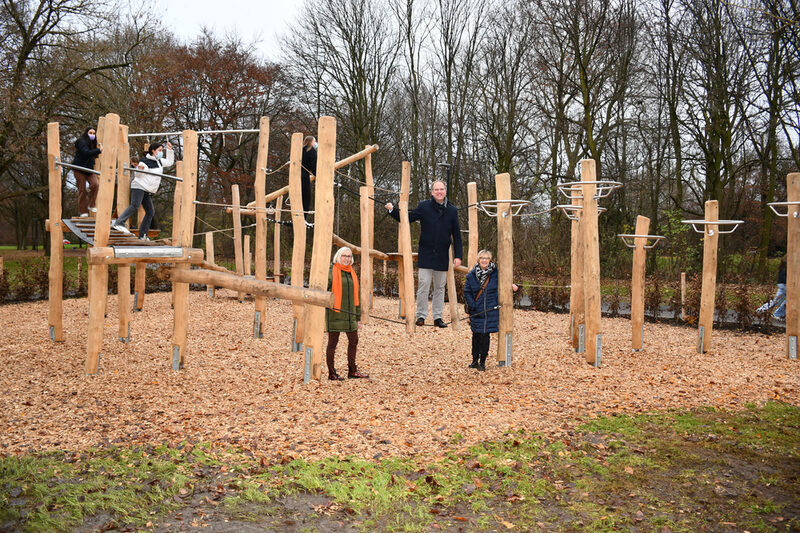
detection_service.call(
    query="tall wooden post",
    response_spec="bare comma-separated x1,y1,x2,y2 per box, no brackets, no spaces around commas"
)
170,163,183,309
397,255,406,318
467,182,478,268
581,159,602,367
697,200,719,353
785,173,800,359
253,116,269,337
47,122,64,342
133,141,147,312
116,125,132,342
289,133,306,352
447,246,460,330
495,173,513,366
170,130,198,370
302,116,336,382
360,186,371,324
570,192,585,351
85,113,120,375
365,147,375,300
630,216,650,351
205,231,215,297
680,272,686,321
244,234,252,278
273,195,282,281
399,161,416,333
232,184,244,302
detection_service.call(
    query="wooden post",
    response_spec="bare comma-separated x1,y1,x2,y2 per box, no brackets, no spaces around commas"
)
630,215,650,352
289,133,306,351
170,164,184,309
365,146,375,301
244,235,252,278
90,116,106,222
697,200,719,354
134,263,146,311
786,173,800,360
206,231,215,297
447,245,460,330
467,182,478,268
360,186,371,324
274,195,282,282
47,122,64,342
495,173,513,366
398,161,416,333
85,113,120,374
116,125,131,342
302,116,336,382
680,272,686,321
232,184,244,302
170,129,198,370
397,255,406,318
253,116,269,337
570,191,585,351
581,159,602,366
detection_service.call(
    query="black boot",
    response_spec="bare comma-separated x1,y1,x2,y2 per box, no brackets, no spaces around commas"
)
468,354,479,369
478,353,487,371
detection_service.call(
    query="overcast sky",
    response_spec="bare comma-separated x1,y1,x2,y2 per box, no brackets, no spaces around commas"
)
162,0,302,62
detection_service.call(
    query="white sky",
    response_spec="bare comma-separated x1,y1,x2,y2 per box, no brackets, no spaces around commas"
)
162,0,303,62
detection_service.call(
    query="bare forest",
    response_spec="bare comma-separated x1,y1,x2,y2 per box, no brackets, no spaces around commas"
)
1,0,799,282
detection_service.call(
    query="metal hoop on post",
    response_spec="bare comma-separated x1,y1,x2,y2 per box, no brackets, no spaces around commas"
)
476,199,531,218
556,204,607,221
767,201,800,219
557,180,623,200
681,219,743,236
617,234,665,249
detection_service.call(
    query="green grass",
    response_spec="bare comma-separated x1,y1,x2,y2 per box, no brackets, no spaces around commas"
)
1,405,799,531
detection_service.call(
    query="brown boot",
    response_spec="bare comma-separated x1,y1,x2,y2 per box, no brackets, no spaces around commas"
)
328,371,345,381
348,369,370,379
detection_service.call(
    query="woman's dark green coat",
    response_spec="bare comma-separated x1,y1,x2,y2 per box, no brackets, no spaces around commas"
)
325,266,361,332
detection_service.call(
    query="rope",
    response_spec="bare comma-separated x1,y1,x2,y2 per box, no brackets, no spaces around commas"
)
517,282,571,289
300,163,399,195
193,199,315,215
194,216,257,238
516,206,559,217
264,161,289,175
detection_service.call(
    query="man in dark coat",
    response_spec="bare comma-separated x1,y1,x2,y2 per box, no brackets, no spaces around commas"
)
385,180,463,327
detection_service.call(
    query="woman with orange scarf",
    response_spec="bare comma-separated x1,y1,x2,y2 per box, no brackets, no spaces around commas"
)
325,247,369,380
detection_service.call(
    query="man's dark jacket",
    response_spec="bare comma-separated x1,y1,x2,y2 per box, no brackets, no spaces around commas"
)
389,199,462,271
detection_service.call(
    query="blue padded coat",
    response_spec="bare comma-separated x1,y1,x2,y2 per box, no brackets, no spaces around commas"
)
464,268,499,333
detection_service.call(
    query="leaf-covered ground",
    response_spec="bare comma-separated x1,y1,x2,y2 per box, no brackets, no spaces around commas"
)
1,290,798,461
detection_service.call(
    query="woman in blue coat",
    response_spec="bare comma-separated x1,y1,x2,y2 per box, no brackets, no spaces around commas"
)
463,249,517,371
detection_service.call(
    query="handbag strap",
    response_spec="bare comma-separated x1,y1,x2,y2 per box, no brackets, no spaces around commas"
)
474,274,491,303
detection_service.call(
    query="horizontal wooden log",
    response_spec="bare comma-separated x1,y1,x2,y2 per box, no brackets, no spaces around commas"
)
332,233,389,260
199,260,233,274
88,247,204,265
232,144,380,214
158,267,334,307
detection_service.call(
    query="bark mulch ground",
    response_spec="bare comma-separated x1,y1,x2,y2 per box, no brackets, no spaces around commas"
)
1,290,797,460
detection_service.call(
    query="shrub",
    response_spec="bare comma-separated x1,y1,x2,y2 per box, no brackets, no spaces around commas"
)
645,275,663,321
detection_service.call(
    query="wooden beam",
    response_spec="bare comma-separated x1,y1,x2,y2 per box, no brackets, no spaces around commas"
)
467,182,478,268
116,125,131,342
88,247,204,265
273,195,282,281
495,173,513,366
205,231,215,297
47,122,64,342
365,146,375,302
630,215,650,351
570,190,585,351
170,162,183,309
254,116,269,337
232,184,244,302
170,129,198,370
786,173,800,359
581,159,602,366
288,133,306,352
398,161,416,333
159,267,333,307
360,186,371,324
302,116,336,381
697,200,719,353
86,113,120,374
332,233,389,260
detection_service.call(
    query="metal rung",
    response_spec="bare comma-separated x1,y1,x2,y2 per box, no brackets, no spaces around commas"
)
112,246,183,258
617,234,666,249
476,199,531,218
767,201,800,218
682,219,744,236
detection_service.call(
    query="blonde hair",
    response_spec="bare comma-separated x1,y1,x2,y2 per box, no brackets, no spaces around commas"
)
332,246,353,264
304,135,316,150
477,249,493,260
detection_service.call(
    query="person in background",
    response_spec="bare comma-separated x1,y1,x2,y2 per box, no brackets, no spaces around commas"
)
757,255,787,321
463,249,518,371
385,180,462,328
72,127,102,217
301,135,317,223
112,141,174,240
325,246,369,380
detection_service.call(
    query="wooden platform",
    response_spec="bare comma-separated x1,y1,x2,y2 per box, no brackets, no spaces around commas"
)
63,217,161,246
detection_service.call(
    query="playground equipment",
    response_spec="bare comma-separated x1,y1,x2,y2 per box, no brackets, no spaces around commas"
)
559,159,623,366
617,216,664,352
682,202,743,353
768,172,800,360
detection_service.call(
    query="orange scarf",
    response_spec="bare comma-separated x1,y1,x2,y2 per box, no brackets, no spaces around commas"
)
332,262,359,312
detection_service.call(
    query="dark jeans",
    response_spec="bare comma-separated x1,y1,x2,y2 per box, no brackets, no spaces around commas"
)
115,188,154,238
471,332,490,365
326,331,358,376
74,170,98,214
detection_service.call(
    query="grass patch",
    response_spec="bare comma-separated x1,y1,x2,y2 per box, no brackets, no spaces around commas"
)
2,402,799,531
